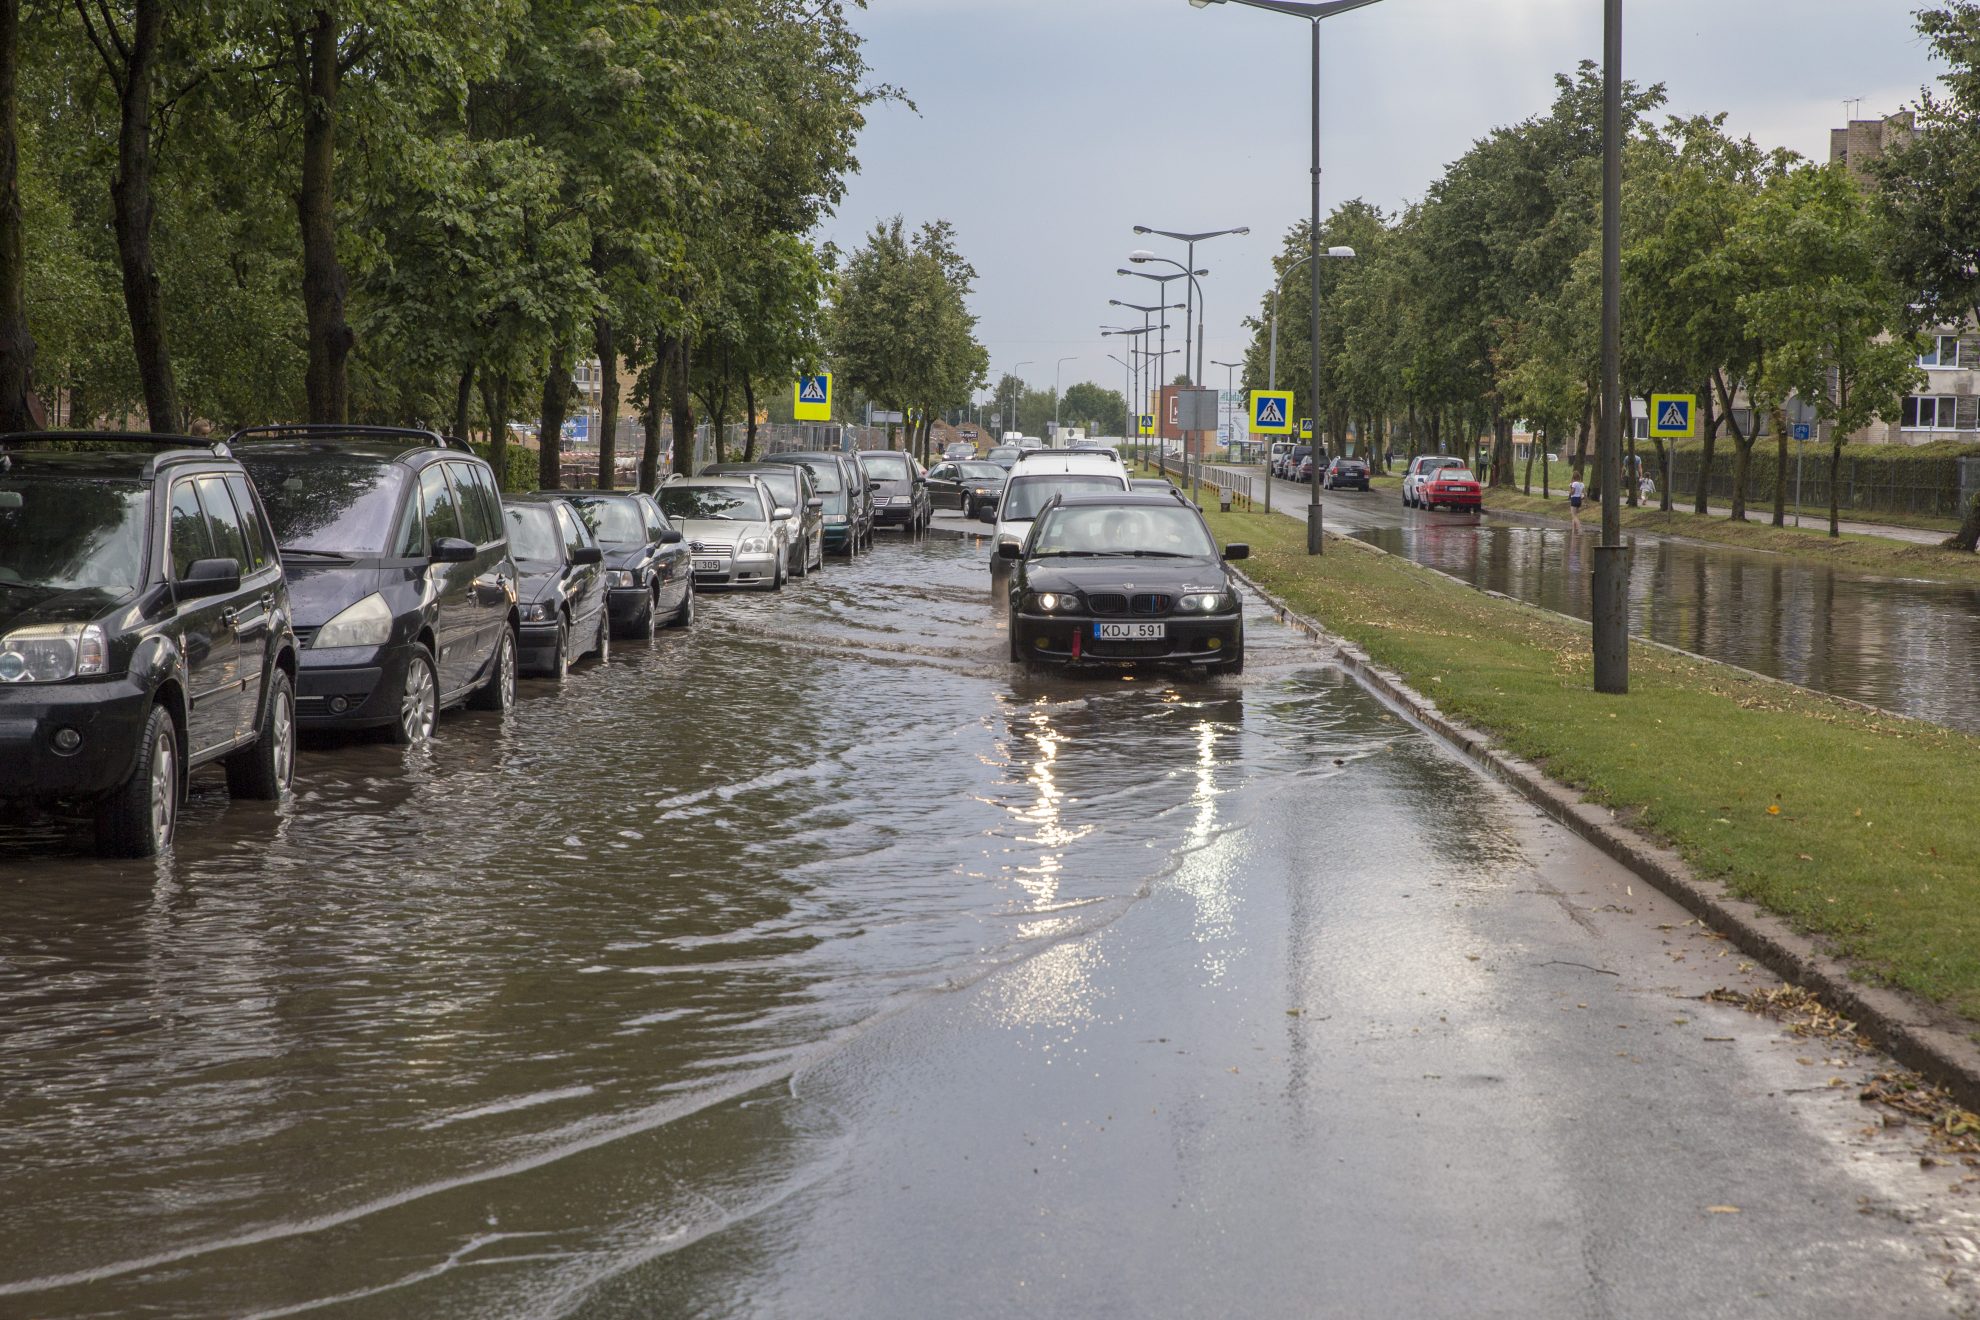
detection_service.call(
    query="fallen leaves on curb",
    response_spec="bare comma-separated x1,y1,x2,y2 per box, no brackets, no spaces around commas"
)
1859,1073,1980,1154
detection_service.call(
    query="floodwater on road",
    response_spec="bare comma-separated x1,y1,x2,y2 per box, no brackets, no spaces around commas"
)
2,532,1976,1318
1241,467,1980,732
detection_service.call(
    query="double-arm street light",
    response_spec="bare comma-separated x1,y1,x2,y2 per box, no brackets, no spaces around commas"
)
1188,0,1388,554
1008,361,1034,439
1105,351,1134,447
1132,225,1248,387
1104,323,1169,466
1053,356,1080,434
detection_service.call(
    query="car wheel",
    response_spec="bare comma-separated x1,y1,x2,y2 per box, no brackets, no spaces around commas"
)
95,703,178,858
770,557,785,592
794,540,809,578
1220,650,1245,676
672,578,695,628
1009,625,1022,663
387,645,439,745
594,610,611,663
624,588,656,642
225,668,295,801
547,619,570,683
468,627,517,712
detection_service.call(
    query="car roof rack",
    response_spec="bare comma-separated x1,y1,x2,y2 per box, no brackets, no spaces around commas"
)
0,431,233,465
227,423,471,454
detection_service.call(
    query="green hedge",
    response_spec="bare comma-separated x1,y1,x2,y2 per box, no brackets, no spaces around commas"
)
473,441,539,493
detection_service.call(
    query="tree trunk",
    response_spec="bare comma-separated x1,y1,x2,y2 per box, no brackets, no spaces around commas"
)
296,9,351,424
594,313,617,489
1694,378,1718,515
1571,392,1592,482
1945,494,1980,553
451,364,473,443
1729,436,1754,523
1828,436,1844,539
1625,418,1640,507
742,375,758,460
537,341,571,491
96,0,178,431
667,335,694,477
1541,428,1550,499
1770,405,1790,527
0,0,37,431
480,371,511,490
1493,415,1514,488
638,360,662,493
1522,428,1534,494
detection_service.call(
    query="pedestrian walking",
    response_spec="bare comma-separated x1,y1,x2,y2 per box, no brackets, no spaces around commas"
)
1568,476,1586,526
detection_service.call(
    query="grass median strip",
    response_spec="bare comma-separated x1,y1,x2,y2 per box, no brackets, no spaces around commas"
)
1203,507,1980,1021
1484,487,1980,586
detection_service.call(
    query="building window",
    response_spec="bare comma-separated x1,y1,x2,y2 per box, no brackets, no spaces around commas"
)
1901,395,1961,429
1919,335,1962,369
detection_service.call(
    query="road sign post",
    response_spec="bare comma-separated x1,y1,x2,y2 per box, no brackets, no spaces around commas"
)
794,373,833,422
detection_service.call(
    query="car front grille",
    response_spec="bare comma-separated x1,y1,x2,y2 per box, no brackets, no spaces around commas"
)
1131,594,1171,616
1087,594,1128,616
292,626,318,649
690,542,736,555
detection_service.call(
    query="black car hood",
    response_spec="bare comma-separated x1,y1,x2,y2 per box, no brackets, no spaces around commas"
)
598,543,650,571
0,583,126,634
283,562,392,628
516,563,563,603
1023,557,1227,595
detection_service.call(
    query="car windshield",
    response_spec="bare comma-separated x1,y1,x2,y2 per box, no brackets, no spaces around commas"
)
566,496,645,545
860,453,913,482
987,449,1019,461
503,505,562,563
1435,469,1476,482
241,454,402,556
783,459,841,493
821,489,848,515
747,470,797,507
1001,474,1127,522
1031,504,1218,560
0,477,149,595
661,486,764,521
958,463,1005,481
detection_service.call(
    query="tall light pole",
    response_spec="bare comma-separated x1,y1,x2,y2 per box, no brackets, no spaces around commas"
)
1212,358,1243,456
1106,352,1133,445
1009,361,1034,439
1119,269,1198,475
1593,0,1628,693
1190,0,1388,554
1053,356,1079,438
1133,225,1248,387
1110,298,1181,465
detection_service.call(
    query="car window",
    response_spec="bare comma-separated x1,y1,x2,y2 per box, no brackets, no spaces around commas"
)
638,495,668,541
0,476,149,595
567,496,644,545
660,486,766,521
502,504,562,563
419,466,462,546
752,470,797,507
929,464,954,481
1032,504,1218,559
241,455,406,556
223,474,273,572
1001,474,1130,522
860,453,914,481
391,489,424,559
795,461,841,493
168,480,214,579
448,462,498,544
196,476,252,569
555,502,590,556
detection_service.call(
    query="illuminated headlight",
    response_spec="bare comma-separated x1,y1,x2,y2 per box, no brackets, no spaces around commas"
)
313,592,394,649
1030,592,1075,613
0,622,108,683
1178,593,1233,613
738,536,773,556
521,600,555,623
606,569,636,589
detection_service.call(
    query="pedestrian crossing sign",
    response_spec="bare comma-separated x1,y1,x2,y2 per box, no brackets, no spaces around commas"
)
1249,390,1294,436
1137,413,1156,436
1299,418,1314,440
794,373,833,421
1649,394,1695,439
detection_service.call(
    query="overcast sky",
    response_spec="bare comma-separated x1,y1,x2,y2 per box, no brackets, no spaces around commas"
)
813,0,1940,410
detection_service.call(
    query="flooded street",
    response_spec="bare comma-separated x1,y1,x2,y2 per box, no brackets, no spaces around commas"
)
4,531,1977,1318
1236,468,1980,732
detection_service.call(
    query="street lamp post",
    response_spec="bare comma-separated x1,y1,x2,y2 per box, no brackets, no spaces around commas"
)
1189,0,1388,555
1109,298,1181,466
1119,268,1200,476
1053,356,1079,439
1133,225,1248,387
1010,361,1034,442
1106,352,1133,448
1212,358,1242,464
1593,0,1628,694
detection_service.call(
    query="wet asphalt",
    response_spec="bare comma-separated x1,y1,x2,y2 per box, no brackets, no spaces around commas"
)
1,521,1976,1318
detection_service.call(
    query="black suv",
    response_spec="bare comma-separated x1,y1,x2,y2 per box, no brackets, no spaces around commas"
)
1322,456,1370,491
0,433,298,856
232,427,519,744
857,449,931,534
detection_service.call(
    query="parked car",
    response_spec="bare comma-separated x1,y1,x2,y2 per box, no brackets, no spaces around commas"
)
1130,477,1179,495
1322,456,1371,491
1267,441,1296,475
1419,465,1483,512
1402,455,1467,508
0,433,299,856
925,460,1009,517
560,490,693,636
988,452,1133,565
857,449,932,534
233,426,518,745
501,497,608,680
702,462,824,578
1277,444,1313,480
762,451,872,553
1001,492,1247,675
1296,455,1316,483
943,441,978,461
659,477,788,590
984,446,1022,470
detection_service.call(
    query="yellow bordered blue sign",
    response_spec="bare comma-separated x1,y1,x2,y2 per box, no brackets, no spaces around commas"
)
794,373,833,422
1649,394,1695,440
1249,390,1294,436
1137,413,1156,436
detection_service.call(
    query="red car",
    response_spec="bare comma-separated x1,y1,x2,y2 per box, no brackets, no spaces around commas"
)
1421,466,1482,511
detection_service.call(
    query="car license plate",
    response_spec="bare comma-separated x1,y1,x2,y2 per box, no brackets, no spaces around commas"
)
1095,622,1165,641
694,558,724,573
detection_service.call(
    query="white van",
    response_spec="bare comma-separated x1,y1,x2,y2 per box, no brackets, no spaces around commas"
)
987,452,1132,564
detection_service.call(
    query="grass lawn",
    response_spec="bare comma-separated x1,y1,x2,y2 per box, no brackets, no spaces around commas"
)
1205,506,1980,1021
1483,486,1980,586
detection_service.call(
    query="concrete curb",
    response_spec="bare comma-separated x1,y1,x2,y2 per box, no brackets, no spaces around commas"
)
1229,555,1980,1114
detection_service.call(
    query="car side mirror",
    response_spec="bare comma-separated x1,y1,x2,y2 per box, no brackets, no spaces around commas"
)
1223,544,1250,561
573,545,604,565
175,556,241,599
867,480,881,493
807,497,824,510
772,506,793,520
661,528,683,544
996,541,1022,560
429,537,476,564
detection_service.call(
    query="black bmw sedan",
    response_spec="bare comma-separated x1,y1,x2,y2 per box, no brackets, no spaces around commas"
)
502,497,608,680
999,492,1247,675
